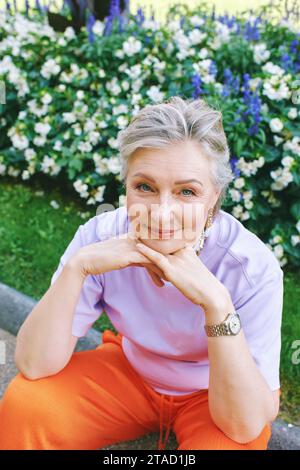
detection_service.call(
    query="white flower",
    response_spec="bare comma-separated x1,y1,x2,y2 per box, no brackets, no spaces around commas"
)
269,118,284,133
116,115,129,129
21,170,30,180
0,163,6,175
233,177,245,189
41,58,61,79
24,148,36,161
189,15,205,27
64,26,76,40
274,244,284,259
35,122,51,136
296,220,300,233
10,133,29,150
54,140,62,151
262,62,285,76
270,167,293,190
41,93,52,105
253,43,270,64
281,156,294,167
229,189,242,202
94,185,105,202
291,235,300,246
122,36,142,56
146,86,164,103
188,29,207,45
33,135,46,146
62,112,76,124
50,200,60,209
78,141,92,153
73,180,89,198
76,90,84,100
92,20,105,36
272,235,283,244
283,137,300,156
287,108,298,119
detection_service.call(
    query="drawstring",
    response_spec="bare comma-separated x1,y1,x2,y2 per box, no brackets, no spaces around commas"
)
157,394,174,450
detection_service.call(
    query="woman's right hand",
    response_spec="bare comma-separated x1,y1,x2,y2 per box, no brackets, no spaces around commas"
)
68,232,166,287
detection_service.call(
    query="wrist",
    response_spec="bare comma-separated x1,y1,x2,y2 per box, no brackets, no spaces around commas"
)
65,252,88,281
203,295,235,326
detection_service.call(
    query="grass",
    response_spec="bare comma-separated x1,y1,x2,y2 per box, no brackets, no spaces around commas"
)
0,178,299,423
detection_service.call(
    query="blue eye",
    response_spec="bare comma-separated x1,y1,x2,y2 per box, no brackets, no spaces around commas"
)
181,189,196,197
136,183,152,192
135,184,196,197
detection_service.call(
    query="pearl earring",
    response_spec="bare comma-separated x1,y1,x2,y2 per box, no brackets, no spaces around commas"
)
192,208,214,256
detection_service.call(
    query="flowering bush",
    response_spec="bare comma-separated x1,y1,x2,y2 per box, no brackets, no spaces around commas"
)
0,3,300,267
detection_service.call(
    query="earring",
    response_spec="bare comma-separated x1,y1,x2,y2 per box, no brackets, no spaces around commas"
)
205,208,214,230
193,208,215,256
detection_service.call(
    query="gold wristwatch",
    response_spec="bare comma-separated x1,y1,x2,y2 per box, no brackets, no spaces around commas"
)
204,313,241,337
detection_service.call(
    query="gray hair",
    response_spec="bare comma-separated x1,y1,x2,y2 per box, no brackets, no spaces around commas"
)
117,96,234,215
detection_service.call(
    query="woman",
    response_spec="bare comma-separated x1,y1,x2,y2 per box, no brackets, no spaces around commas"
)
0,96,283,450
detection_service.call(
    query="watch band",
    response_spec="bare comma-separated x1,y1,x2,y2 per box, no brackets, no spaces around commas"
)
204,312,241,337
204,322,231,337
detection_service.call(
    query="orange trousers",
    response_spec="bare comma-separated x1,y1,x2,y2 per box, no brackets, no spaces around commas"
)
0,329,272,450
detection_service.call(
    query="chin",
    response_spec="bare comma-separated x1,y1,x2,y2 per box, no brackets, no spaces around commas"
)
140,238,187,255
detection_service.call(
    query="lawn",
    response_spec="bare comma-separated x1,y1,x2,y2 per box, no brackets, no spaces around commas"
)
0,178,299,423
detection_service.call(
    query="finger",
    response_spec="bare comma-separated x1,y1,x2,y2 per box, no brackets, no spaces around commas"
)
135,243,169,272
145,268,165,287
145,263,167,281
129,252,155,265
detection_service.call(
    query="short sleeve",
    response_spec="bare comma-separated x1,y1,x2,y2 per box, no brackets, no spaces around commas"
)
50,217,105,338
235,269,284,391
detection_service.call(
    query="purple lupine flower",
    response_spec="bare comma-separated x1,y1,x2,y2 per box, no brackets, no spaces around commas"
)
241,73,262,136
209,60,218,78
290,38,299,55
218,14,236,29
280,52,293,72
6,1,11,13
180,16,185,28
25,0,29,16
135,7,145,26
109,0,121,17
243,17,261,41
191,74,203,99
35,0,41,11
87,13,95,43
222,68,240,97
230,157,241,177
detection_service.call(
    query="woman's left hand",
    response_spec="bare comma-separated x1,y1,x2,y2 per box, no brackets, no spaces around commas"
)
135,241,230,311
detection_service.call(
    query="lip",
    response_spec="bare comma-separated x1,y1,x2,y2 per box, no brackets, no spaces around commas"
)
148,227,178,234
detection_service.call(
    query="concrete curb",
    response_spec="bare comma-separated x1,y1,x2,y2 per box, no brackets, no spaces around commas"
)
0,282,102,352
0,281,299,450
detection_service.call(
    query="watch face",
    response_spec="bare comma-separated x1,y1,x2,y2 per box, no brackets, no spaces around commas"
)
229,315,241,334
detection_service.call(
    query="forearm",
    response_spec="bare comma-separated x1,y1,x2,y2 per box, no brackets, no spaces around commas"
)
15,258,86,378
204,297,277,443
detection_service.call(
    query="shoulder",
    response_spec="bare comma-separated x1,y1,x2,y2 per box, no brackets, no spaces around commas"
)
79,205,129,244
216,209,283,290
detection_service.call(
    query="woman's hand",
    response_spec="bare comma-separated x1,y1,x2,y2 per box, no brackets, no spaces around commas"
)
71,232,155,277
135,241,231,311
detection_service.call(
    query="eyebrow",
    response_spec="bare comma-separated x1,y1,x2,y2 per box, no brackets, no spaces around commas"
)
132,172,203,187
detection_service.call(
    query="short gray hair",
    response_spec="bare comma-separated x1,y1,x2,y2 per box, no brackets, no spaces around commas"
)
117,96,234,215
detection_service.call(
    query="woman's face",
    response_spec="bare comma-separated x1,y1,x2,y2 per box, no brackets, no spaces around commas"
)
125,140,221,255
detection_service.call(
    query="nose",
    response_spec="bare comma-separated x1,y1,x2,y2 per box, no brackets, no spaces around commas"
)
150,201,178,231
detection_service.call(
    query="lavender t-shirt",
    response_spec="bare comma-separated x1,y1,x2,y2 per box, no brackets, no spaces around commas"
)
50,206,283,395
